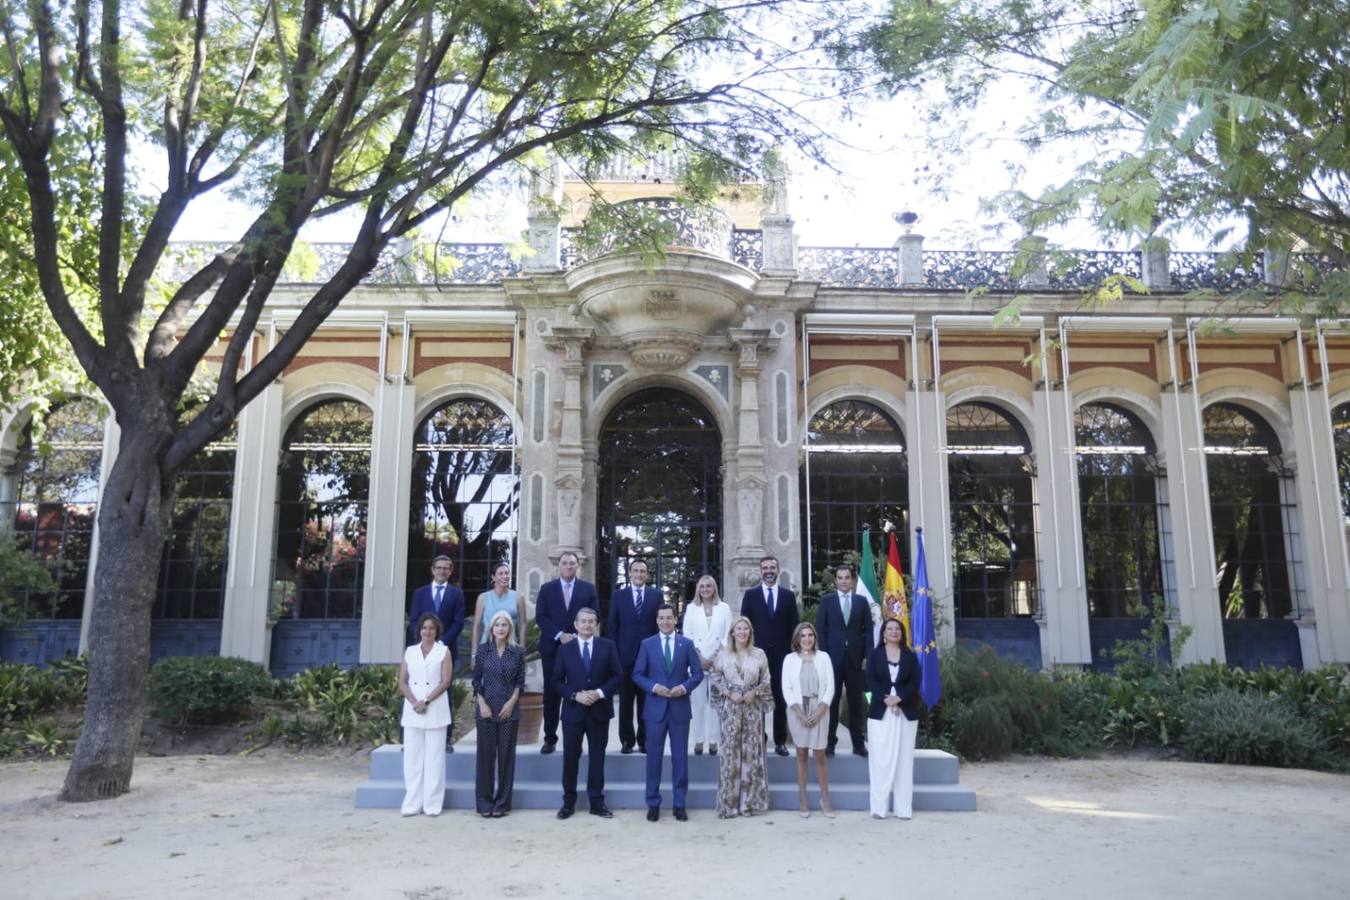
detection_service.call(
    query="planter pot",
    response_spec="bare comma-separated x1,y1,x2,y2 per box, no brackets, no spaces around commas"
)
516,690,544,745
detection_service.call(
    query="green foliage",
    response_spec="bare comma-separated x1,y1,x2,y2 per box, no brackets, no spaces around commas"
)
0,659,87,722
147,657,273,725
1179,688,1330,769
0,536,58,623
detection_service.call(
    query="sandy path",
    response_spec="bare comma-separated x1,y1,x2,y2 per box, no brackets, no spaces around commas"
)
1,753,1346,899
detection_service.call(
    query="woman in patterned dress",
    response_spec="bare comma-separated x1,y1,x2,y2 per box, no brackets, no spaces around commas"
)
472,610,526,816
708,616,774,818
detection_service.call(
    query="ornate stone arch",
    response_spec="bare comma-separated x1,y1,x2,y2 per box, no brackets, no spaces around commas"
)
587,372,733,450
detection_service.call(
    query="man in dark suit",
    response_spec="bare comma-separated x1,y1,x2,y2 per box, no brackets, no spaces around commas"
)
606,558,661,754
632,604,704,821
551,607,622,819
740,555,798,755
407,555,466,650
816,563,873,757
534,551,597,754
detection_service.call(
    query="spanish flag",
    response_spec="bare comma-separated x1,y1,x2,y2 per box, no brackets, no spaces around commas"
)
883,525,909,645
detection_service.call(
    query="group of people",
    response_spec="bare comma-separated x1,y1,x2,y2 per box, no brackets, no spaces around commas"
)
397,553,922,821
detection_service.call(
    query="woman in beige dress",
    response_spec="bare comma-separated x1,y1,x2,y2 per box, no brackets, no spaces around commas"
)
708,616,774,818
782,621,836,817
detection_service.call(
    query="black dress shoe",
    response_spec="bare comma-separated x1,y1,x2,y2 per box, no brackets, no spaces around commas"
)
774,744,789,756
825,745,836,757
589,805,614,819
637,743,646,754
556,806,574,820
540,742,556,755
446,743,455,754
674,808,688,821
646,807,660,822
620,744,634,755
853,747,869,758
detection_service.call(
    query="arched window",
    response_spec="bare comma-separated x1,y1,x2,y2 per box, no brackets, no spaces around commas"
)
153,425,236,621
1334,403,1350,530
801,399,908,585
271,400,372,620
5,399,105,619
1203,403,1295,620
1075,403,1165,617
947,402,1038,618
408,398,517,609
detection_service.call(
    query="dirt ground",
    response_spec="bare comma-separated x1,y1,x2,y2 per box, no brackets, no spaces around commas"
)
0,752,1346,900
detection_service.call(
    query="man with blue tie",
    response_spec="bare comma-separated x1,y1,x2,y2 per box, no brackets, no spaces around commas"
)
551,607,622,819
740,555,797,756
606,558,661,754
534,551,598,754
408,556,466,752
816,564,873,757
632,604,703,821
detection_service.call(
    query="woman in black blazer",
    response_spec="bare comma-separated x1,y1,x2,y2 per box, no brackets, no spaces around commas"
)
864,617,922,819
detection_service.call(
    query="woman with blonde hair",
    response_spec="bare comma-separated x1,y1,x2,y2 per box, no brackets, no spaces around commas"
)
472,610,525,816
708,615,774,817
783,621,835,817
680,574,732,755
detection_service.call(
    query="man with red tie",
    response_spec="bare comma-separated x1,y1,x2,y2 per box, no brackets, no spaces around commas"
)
534,551,598,754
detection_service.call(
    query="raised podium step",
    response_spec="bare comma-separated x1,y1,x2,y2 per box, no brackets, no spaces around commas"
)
355,745,976,812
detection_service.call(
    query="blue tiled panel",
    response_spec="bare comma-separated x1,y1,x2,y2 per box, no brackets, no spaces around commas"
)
1223,618,1303,670
269,619,362,677
149,620,223,662
1088,618,1170,671
955,618,1042,670
0,621,83,667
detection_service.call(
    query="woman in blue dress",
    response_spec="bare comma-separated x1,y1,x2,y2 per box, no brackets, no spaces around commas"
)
471,561,526,666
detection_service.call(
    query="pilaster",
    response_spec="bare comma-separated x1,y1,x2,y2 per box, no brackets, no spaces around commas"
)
359,378,417,665
1290,386,1350,664
908,385,955,649
543,326,593,558
728,328,778,586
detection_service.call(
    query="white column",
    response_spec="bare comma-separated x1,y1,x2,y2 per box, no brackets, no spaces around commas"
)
219,382,284,663
1290,386,1350,664
78,413,121,654
359,379,416,665
1159,387,1225,663
907,384,955,649
1031,386,1092,667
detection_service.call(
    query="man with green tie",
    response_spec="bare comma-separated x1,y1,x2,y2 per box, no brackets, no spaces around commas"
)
816,564,873,757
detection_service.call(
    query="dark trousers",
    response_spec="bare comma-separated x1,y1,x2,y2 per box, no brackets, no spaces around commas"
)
828,657,868,749
766,650,789,746
542,653,561,745
475,717,519,813
618,666,646,749
644,716,690,809
561,716,610,808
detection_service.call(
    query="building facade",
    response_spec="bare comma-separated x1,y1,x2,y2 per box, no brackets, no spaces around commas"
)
3,169,1350,674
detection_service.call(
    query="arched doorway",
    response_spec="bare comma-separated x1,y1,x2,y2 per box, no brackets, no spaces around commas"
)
596,388,722,617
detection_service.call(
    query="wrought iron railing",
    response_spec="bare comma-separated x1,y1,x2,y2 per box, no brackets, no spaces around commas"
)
161,236,1340,292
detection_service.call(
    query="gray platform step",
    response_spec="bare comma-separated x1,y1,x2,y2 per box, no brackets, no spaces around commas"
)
355,746,976,812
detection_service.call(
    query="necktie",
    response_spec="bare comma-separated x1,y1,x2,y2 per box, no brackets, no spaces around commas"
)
634,587,643,617
767,588,775,615
582,641,591,673
663,635,673,669
563,581,573,609
434,585,443,608
841,593,851,622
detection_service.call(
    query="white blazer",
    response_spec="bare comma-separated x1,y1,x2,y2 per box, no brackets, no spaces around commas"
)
782,650,835,709
681,600,732,660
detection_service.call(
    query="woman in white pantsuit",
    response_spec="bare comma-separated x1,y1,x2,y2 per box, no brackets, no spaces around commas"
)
399,612,454,816
864,618,922,819
681,575,732,755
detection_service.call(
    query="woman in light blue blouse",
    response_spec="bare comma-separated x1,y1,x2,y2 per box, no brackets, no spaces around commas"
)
471,561,526,666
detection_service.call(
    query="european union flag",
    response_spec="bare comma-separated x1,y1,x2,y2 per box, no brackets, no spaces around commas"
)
910,527,942,709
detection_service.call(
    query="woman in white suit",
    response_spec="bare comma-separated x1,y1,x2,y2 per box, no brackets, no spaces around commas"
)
782,621,835,817
399,612,453,816
681,574,732,755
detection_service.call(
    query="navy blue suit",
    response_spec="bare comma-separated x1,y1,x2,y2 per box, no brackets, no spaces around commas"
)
534,577,598,746
607,584,661,749
816,590,874,750
551,635,622,809
408,582,466,652
740,584,798,746
632,631,704,810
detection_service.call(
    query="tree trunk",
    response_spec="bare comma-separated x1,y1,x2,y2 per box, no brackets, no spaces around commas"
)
61,422,174,802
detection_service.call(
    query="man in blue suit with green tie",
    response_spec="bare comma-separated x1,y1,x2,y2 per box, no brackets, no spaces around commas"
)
633,604,703,821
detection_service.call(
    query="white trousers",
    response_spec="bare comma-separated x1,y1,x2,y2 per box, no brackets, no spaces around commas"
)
866,712,918,818
689,678,719,745
401,725,447,816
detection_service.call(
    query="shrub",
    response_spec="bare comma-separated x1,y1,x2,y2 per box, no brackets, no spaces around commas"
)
0,662,77,722
1179,687,1330,769
148,656,274,724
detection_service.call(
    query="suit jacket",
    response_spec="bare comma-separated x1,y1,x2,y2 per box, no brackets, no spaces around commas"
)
535,577,597,658
815,591,874,668
632,632,704,724
551,635,623,724
740,585,798,660
408,582,466,650
606,584,661,666
865,644,922,721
